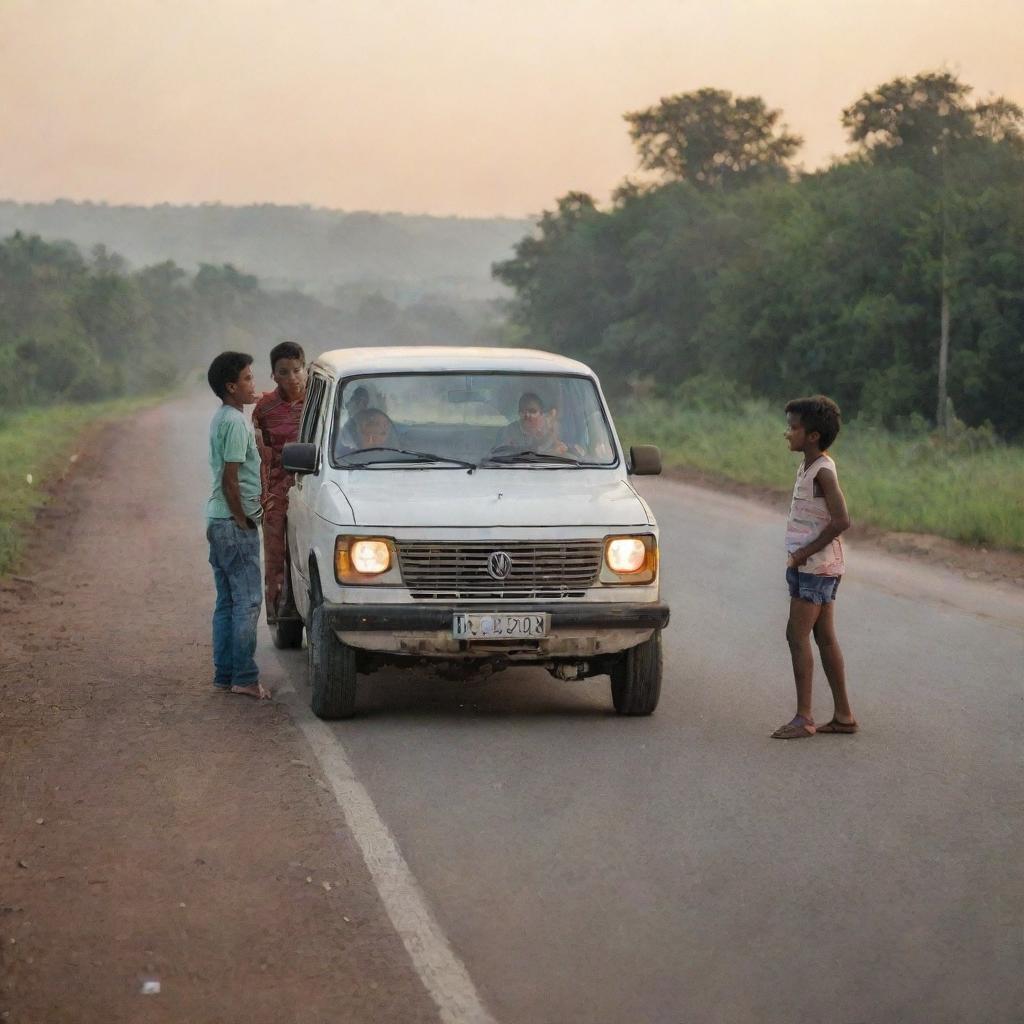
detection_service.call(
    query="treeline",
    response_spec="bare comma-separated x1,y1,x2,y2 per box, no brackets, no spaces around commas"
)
494,72,1024,438
0,233,503,410
0,202,529,301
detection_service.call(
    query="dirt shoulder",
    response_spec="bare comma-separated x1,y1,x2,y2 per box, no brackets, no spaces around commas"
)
0,404,438,1024
664,465,1024,591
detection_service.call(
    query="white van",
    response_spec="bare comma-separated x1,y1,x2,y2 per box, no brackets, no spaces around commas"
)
280,347,669,719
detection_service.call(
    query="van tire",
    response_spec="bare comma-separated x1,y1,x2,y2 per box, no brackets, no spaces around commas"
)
308,599,358,719
610,630,662,716
271,548,304,649
272,617,304,650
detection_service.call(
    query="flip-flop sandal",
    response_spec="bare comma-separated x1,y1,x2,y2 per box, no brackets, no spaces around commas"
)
771,716,816,739
817,718,858,734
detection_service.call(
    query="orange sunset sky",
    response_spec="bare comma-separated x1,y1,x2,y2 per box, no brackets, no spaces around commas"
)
1,0,1022,217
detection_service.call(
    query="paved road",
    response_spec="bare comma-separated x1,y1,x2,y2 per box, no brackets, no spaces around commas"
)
215,395,1023,1023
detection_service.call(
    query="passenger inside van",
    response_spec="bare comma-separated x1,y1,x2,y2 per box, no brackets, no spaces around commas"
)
348,408,399,450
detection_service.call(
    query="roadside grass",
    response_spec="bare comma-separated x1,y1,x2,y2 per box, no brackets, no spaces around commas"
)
0,397,160,575
616,398,1024,552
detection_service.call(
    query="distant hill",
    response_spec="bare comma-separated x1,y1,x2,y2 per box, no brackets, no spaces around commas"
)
0,200,532,301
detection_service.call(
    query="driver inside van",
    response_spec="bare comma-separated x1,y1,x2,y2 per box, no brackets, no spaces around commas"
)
498,392,584,457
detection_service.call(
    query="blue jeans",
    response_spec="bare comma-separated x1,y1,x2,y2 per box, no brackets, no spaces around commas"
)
786,567,841,605
207,519,262,687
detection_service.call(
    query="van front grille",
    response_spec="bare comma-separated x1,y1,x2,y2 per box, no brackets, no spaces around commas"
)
397,540,603,600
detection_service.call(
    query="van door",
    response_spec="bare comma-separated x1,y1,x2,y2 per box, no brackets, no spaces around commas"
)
289,373,330,619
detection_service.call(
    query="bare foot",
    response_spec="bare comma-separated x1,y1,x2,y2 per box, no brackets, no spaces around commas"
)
230,682,272,700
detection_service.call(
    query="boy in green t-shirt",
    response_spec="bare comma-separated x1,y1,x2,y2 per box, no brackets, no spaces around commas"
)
205,352,269,699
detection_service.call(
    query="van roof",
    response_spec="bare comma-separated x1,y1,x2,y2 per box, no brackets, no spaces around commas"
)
310,346,596,378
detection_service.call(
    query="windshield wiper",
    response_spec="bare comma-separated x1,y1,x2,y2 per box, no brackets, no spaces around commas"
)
339,447,477,470
480,447,582,467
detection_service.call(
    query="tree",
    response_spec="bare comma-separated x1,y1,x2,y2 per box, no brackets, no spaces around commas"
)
623,88,802,189
843,71,1024,430
492,193,603,321
354,292,399,342
841,71,1023,173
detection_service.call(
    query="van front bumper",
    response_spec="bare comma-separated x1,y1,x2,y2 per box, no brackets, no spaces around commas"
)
325,601,669,659
323,602,670,632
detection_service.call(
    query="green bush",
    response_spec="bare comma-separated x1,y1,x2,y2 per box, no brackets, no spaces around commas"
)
671,373,751,412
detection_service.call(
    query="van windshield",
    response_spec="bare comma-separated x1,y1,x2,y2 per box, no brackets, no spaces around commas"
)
333,373,617,467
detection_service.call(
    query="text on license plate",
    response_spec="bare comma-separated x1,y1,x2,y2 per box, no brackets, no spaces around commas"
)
452,613,550,639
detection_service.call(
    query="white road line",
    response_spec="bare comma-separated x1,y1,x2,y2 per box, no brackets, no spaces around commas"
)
270,660,498,1024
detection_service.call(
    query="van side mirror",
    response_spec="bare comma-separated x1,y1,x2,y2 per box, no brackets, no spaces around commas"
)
282,442,319,474
629,445,662,476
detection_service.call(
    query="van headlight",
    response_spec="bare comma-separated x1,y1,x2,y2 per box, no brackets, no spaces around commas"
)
335,536,401,584
601,535,657,584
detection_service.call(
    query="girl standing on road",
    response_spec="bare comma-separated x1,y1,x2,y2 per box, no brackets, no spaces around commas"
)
772,394,857,739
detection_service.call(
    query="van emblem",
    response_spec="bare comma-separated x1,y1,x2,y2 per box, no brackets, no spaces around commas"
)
487,551,512,580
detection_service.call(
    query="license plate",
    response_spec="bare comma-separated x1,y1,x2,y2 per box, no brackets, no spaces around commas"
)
452,612,549,639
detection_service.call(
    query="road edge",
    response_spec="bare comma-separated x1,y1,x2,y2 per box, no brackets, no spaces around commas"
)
268,656,499,1024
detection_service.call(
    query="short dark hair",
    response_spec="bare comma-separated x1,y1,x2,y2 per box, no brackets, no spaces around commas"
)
785,395,841,450
269,340,305,369
207,351,253,400
346,385,370,410
355,407,392,429
518,391,546,412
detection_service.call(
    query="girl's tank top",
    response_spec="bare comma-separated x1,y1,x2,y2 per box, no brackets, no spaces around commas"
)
785,454,846,576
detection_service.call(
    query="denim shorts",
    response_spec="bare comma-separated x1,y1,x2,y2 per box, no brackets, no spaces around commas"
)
786,567,841,605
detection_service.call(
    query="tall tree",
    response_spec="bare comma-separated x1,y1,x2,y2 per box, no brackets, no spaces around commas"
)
842,71,1023,170
843,71,1024,430
623,88,802,189
493,192,637,383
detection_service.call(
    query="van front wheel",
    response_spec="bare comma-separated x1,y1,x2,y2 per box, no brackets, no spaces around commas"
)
610,630,662,716
272,553,304,649
308,600,358,719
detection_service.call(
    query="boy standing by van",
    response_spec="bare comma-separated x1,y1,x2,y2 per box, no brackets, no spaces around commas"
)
772,395,855,739
206,352,269,700
252,341,306,620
